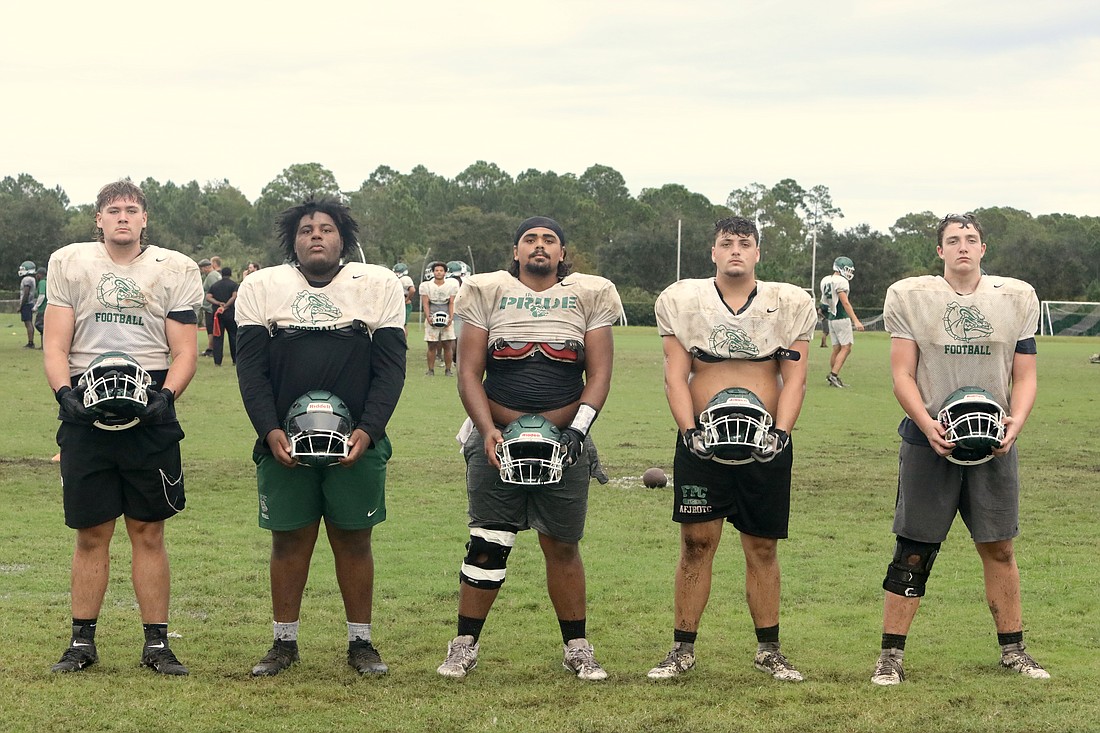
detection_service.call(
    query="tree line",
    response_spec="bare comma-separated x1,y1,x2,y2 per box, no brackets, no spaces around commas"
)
3,164,1098,321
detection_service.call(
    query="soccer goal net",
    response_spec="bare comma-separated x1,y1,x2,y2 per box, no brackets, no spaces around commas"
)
1040,301,1100,336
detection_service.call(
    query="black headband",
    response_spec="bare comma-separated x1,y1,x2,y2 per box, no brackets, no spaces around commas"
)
513,216,565,247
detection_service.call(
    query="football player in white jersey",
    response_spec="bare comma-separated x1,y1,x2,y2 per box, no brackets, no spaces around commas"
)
436,216,622,681
819,256,865,387
43,180,202,675
871,213,1047,685
419,261,459,376
235,197,407,677
648,216,816,682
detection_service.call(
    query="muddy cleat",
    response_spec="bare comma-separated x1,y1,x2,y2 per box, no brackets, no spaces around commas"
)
141,644,189,675
563,638,607,681
348,640,388,675
1000,644,1050,679
754,649,803,682
250,640,300,677
51,642,98,673
647,643,696,679
871,651,905,686
437,635,479,678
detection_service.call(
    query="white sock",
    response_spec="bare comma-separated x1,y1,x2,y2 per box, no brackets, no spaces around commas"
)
274,620,299,642
348,622,372,643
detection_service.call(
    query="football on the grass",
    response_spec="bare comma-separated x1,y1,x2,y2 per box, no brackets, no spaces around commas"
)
642,467,668,488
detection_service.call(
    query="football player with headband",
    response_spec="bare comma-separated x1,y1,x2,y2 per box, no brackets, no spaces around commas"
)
436,216,622,681
648,216,816,682
43,179,203,676
419,260,459,376
871,212,1047,685
235,196,407,678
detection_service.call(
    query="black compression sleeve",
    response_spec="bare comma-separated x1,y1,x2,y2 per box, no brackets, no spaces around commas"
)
236,325,281,440
357,327,407,444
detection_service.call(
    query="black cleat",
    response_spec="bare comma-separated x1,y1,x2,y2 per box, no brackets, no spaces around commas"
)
141,643,189,675
348,640,388,675
250,640,300,677
51,642,98,673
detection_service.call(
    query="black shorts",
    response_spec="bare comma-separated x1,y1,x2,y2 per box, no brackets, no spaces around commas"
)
20,303,34,322
671,434,792,538
57,421,186,529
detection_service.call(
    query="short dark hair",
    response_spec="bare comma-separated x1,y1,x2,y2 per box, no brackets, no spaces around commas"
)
221,266,232,277
275,196,359,263
714,216,758,242
936,213,984,246
95,179,148,244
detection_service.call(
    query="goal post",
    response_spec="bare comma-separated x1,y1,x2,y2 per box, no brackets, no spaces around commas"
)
1040,301,1100,336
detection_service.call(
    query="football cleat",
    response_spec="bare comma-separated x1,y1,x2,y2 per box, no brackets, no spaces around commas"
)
754,649,803,682
250,640,299,677
647,644,696,679
348,640,388,675
563,638,607,681
51,642,98,673
437,635,479,678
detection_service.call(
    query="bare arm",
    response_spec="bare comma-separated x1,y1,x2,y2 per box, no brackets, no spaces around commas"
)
662,335,696,433
774,341,809,433
162,317,198,397
890,337,952,455
994,351,1037,456
837,291,864,330
456,323,501,467
578,326,613,411
43,304,76,391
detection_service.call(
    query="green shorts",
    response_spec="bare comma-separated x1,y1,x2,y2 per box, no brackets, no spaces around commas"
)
255,436,391,531
405,302,412,324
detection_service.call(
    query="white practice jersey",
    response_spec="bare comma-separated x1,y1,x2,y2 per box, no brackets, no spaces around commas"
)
819,273,850,319
455,270,622,341
883,275,1039,415
47,242,203,374
656,279,816,360
235,261,405,334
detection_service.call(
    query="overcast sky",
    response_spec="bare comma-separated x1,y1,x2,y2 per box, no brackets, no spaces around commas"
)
4,1,1097,232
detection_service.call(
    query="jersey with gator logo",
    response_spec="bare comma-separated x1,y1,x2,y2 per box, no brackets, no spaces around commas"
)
655,279,816,360
47,242,202,374
883,275,1039,415
235,262,406,335
455,270,622,343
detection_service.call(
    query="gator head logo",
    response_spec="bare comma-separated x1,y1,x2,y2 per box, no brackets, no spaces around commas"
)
708,324,759,358
96,273,147,312
528,304,550,318
291,291,341,324
943,301,994,343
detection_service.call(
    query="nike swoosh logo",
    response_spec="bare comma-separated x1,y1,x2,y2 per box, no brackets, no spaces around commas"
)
367,508,378,517
73,641,93,647
767,307,778,313
156,257,167,262
993,283,1003,288
353,274,365,279
146,641,165,649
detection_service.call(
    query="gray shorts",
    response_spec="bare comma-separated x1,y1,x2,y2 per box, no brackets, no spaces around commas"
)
463,427,601,543
893,441,1019,544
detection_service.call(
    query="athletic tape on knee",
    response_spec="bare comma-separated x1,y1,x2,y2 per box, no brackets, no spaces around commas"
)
883,537,940,598
459,527,517,590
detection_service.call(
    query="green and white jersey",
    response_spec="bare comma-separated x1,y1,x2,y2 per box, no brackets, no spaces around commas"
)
819,273,850,320
455,270,622,341
883,275,1039,416
47,242,203,375
655,279,816,359
235,262,406,334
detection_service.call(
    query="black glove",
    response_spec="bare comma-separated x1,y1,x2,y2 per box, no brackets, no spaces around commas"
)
682,428,713,460
753,428,790,463
56,385,97,424
558,427,585,468
141,387,175,423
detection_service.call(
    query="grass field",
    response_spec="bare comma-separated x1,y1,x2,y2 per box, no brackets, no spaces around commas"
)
1,320,1098,733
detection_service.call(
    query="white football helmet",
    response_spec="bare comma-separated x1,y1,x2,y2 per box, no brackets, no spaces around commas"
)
430,311,449,328
698,388,773,465
938,386,1006,465
496,414,565,485
79,351,152,431
285,390,354,467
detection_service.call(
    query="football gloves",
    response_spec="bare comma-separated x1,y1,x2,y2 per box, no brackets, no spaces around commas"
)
141,387,175,423
752,428,790,463
558,427,585,468
55,385,96,424
682,427,713,460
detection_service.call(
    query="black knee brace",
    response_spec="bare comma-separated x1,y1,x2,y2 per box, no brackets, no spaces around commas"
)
882,536,941,598
459,526,517,590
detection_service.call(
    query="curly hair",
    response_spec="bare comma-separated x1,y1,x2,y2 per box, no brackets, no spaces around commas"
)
713,216,759,242
275,196,360,263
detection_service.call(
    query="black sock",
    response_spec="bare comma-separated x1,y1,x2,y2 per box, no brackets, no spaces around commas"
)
143,623,168,645
457,615,486,642
72,618,97,642
755,625,780,645
998,631,1024,647
559,618,586,644
673,629,697,646
882,633,907,651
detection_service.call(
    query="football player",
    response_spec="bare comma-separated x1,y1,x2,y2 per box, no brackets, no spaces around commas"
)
419,261,459,376
436,216,622,681
392,263,417,334
819,255,864,387
871,212,1047,685
43,179,203,675
648,216,816,682
235,196,406,677
18,260,37,348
